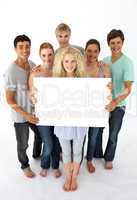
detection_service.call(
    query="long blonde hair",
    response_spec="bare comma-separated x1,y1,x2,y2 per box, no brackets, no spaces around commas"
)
53,47,86,77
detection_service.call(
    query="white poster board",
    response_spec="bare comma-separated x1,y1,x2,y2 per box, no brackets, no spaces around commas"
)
34,77,111,127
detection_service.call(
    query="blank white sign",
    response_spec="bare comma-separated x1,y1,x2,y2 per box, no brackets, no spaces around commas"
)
34,77,111,127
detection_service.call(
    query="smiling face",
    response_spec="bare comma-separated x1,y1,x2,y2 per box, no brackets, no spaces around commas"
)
108,36,123,55
62,53,77,74
56,31,70,48
85,44,100,63
15,41,30,60
40,48,54,67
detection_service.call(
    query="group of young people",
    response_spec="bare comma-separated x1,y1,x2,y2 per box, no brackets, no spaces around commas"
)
4,23,134,191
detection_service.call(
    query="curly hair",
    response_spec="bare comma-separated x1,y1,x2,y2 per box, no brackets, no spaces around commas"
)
53,47,86,77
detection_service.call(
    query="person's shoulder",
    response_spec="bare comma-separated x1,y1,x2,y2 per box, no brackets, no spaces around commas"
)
103,56,111,63
122,54,133,64
29,60,36,68
30,70,36,77
3,62,18,82
72,44,83,49
6,62,17,74
54,47,66,56
121,55,134,71
99,60,111,78
55,47,66,53
71,45,85,54
30,65,41,76
55,48,59,54
102,61,109,69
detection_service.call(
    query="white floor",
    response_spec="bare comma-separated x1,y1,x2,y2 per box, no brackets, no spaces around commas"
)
0,105,137,200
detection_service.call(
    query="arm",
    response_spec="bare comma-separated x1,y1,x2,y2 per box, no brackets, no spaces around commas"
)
5,90,39,124
103,63,111,78
99,61,113,90
99,61,111,78
31,65,41,73
28,71,35,91
105,81,133,112
28,72,38,105
101,63,113,101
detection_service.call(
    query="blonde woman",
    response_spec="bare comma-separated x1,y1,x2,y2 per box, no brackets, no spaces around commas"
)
28,43,61,178
53,47,88,191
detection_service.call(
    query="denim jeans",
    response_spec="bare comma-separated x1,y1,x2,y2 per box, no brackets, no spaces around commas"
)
37,126,60,169
86,127,102,161
104,106,125,161
29,123,42,158
94,128,104,158
14,122,41,169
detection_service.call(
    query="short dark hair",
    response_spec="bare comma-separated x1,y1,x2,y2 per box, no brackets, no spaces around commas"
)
14,34,31,48
85,39,101,51
107,29,124,44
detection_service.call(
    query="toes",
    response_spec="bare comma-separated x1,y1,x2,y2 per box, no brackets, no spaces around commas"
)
63,180,71,191
40,170,47,177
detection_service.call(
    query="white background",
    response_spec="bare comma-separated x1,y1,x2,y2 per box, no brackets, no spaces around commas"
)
0,0,137,200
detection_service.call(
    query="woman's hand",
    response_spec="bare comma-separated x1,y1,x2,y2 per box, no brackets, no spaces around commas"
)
31,66,41,73
107,82,113,92
29,87,38,105
98,60,106,67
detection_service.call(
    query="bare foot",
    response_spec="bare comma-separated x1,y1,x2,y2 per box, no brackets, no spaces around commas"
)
23,167,35,178
63,178,71,192
53,169,62,178
87,161,95,173
71,177,78,191
104,161,113,170
39,169,48,177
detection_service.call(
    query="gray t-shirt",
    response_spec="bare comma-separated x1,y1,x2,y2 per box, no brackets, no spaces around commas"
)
4,60,35,123
71,45,85,55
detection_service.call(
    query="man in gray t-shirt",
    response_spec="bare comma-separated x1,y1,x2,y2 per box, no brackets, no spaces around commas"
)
5,60,35,122
4,35,42,178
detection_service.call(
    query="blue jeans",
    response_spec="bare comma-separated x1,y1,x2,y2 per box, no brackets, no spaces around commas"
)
37,126,60,169
29,123,42,158
86,127,102,161
14,122,42,169
94,106,125,161
104,106,125,161
94,128,104,158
